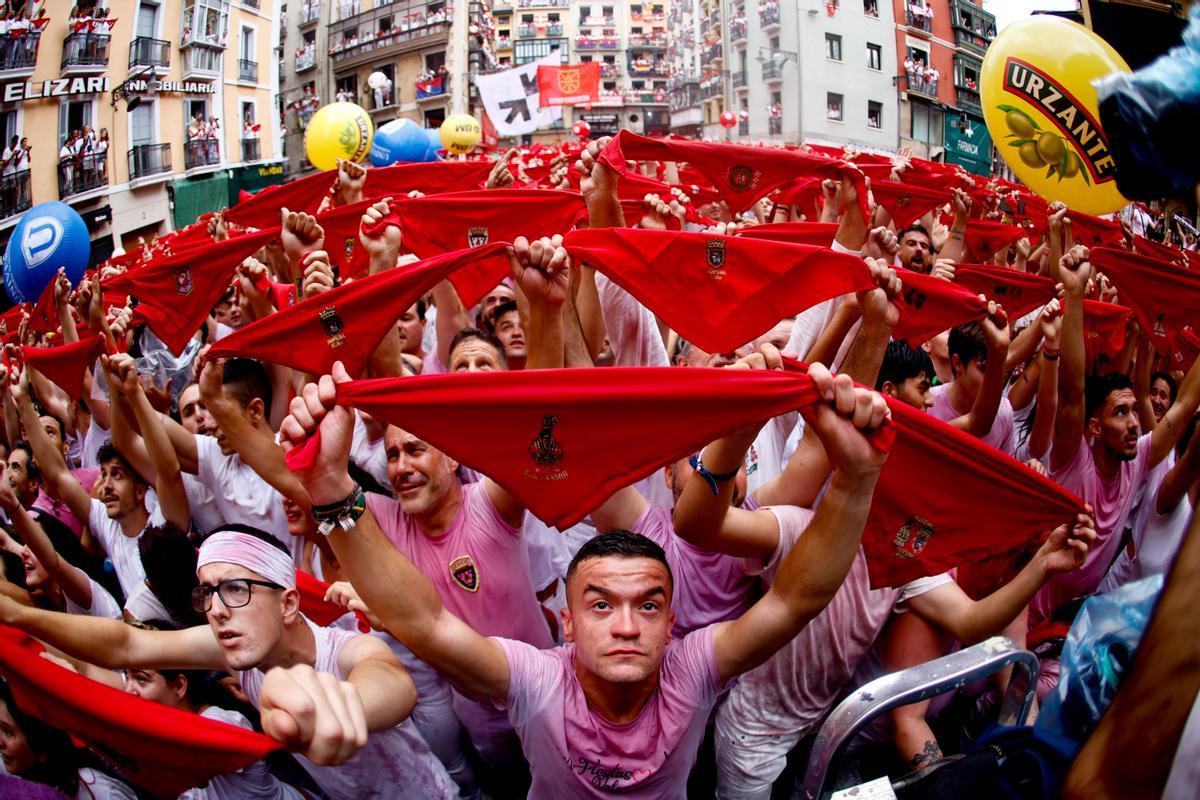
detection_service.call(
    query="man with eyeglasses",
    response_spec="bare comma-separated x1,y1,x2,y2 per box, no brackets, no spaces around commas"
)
0,525,457,800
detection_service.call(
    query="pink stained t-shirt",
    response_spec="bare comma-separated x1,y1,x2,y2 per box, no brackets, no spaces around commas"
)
1032,431,1153,625
495,625,728,799
367,481,553,648
928,383,1017,456
32,466,99,538
633,504,755,637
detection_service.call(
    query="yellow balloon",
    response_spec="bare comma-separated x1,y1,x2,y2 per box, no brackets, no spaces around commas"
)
305,102,374,172
440,114,482,156
982,16,1131,215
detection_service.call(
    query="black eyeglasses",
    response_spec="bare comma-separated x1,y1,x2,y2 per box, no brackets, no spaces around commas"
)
191,578,284,613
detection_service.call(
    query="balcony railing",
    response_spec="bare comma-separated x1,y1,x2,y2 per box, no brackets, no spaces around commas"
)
128,144,171,181
700,82,721,99
183,43,221,77
762,60,783,80
579,14,615,26
0,169,31,221
703,43,722,63
241,138,261,162
956,83,981,110
769,116,782,135
737,119,748,136
732,70,747,89
0,31,39,73
627,34,666,48
331,21,452,62
599,63,621,78
953,26,994,55
61,31,110,71
576,36,620,50
729,20,747,42
518,24,536,37
296,46,316,70
58,152,109,200
760,4,780,28
238,58,258,81
185,139,221,170
299,0,321,25
547,23,563,36
905,8,933,33
129,36,170,69
625,90,666,104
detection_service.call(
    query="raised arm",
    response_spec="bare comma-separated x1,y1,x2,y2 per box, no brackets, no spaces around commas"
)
277,363,511,702
948,303,1010,438
1156,431,1200,515
1133,335,1157,433
1026,300,1062,461
508,235,570,371
12,372,91,524
712,365,890,681
0,487,94,611
1150,347,1200,468
577,136,624,231
432,279,471,369
1050,246,1092,471
936,189,971,264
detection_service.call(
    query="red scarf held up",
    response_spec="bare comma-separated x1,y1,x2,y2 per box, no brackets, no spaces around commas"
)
104,229,279,355
735,222,841,248
27,277,61,335
1133,234,1185,266
22,335,104,399
770,177,825,218
891,268,990,346
868,180,952,230
776,359,1086,591
598,130,872,219
0,627,281,798
223,168,335,229
960,219,1028,263
1083,299,1132,363
327,367,894,528
295,570,371,631
563,228,875,355
1170,326,1200,372
953,264,1056,322
1065,210,1124,250
207,243,512,378
1090,246,1200,351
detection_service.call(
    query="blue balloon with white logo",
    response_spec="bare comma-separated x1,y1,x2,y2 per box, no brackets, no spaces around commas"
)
369,118,430,166
3,201,90,304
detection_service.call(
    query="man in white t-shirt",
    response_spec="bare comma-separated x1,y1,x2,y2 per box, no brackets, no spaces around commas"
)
927,315,1017,455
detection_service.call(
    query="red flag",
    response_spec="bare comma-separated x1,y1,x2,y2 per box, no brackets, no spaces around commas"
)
0,628,280,798
1065,210,1124,249
868,180,951,230
22,336,104,399
331,367,893,528
480,109,499,150
564,228,875,355
1083,300,1132,362
104,229,278,355
598,131,871,219
360,189,586,307
1090,247,1200,351
736,222,841,248
536,62,601,106
206,243,513,377
953,264,1056,321
891,268,989,346
961,219,1027,263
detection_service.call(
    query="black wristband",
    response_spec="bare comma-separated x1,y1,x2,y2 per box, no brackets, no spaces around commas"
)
689,454,739,495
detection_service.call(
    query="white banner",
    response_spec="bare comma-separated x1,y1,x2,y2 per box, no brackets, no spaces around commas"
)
475,53,563,137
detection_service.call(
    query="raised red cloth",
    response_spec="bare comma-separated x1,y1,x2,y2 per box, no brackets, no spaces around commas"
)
22,336,104,399
1134,234,1185,266
770,177,826,218
295,570,371,630
736,222,841,248
776,359,1086,590
1090,246,1200,351
223,168,335,229
563,228,874,355
333,367,893,528
207,243,512,377
104,230,278,355
598,131,871,219
899,158,976,191
1083,300,1132,362
868,180,951,230
536,63,601,106
961,219,1028,263
297,197,378,280
27,277,61,335
1065,210,1124,249
953,264,1056,321
361,160,493,202
0,627,280,797
1170,326,1200,372
891,268,989,346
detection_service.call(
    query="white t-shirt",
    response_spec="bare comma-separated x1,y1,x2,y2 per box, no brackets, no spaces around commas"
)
595,272,669,367
350,412,388,489
62,576,123,620
88,498,165,599
1100,451,1189,592
194,434,297,562
75,767,138,800
179,706,303,800
184,471,226,533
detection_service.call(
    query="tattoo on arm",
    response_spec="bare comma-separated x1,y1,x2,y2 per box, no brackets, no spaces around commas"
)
910,739,943,769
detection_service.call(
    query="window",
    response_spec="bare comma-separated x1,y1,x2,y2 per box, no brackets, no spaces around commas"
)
867,43,882,70
826,92,843,121
335,74,358,103
864,0,878,17
240,25,255,60
910,103,944,145
241,100,256,125
58,100,93,148
136,2,159,39
825,33,842,61
130,100,154,146
770,36,779,51
868,100,882,128
771,91,781,106
515,39,566,64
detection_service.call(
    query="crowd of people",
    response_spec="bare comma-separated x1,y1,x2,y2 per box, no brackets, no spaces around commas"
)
56,127,108,197
0,129,1194,800
186,115,222,167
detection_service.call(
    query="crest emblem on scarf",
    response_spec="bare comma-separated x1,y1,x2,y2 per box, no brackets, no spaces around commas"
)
706,238,727,280
468,226,489,247
728,164,757,192
897,194,911,207
1154,312,1166,339
525,413,568,480
893,516,934,559
175,268,193,296
319,306,345,349
344,236,355,259
557,68,581,95
449,554,479,592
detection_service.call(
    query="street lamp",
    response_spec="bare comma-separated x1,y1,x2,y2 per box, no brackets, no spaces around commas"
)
755,46,797,65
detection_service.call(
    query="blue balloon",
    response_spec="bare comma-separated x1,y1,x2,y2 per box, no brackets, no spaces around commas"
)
422,128,444,161
369,118,429,166
4,201,89,304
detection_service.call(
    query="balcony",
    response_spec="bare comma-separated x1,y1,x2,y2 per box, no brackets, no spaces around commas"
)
128,144,171,184
0,31,39,77
129,36,170,69
493,0,512,9
729,19,747,43
240,138,261,162
416,74,448,101
0,170,31,222
238,58,258,82
496,36,512,49
185,139,221,172
299,0,321,26
61,31,110,74
599,63,621,79
762,60,784,81
760,3,780,30
518,24,536,37
578,14,615,27
769,116,782,135
517,0,570,7
183,43,222,79
700,81,721,100
954,27,992,55
905,8,933,34
58,152,109,201
956,83,981,112
732,70,747,89
627,34,666,49
547,23,564,36
625,90,667,105
738,119,748,136
576,35,620,50
296,44,316,70
330,17,453,65
702,43,722,64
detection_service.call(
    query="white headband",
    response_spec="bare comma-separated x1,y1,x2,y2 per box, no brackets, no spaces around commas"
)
196,531,296,590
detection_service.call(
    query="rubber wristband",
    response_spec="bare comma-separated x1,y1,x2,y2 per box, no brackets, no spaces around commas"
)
689,454,739,495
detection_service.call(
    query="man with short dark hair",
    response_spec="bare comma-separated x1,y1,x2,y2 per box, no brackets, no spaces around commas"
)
876,340,935,410
448,327,509,373
491,300,527,369
926,311,1015,452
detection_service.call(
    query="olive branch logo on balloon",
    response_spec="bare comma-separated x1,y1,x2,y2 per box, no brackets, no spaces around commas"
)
997,104,1089,186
